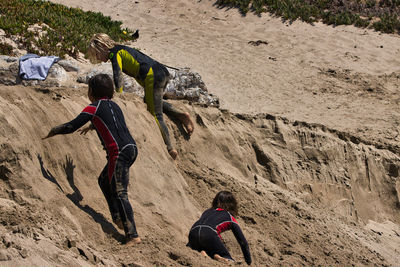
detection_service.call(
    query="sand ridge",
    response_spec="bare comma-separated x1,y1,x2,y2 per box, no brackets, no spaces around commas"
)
0,0,399,266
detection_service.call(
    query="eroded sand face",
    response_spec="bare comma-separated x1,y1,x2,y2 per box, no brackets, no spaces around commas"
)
0,0,399,266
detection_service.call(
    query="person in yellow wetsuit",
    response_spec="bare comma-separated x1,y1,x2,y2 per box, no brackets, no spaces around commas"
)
87,33,194,159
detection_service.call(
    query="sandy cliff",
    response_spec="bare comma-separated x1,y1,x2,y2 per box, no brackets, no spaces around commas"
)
0,0,400,266
0,84,399,266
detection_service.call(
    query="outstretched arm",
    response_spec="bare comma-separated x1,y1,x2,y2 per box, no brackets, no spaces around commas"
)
111,52,124,93
231,222,252,265
43,111,93,139
43,123,71,139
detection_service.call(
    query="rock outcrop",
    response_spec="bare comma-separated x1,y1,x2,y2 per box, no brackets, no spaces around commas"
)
0,55,219,107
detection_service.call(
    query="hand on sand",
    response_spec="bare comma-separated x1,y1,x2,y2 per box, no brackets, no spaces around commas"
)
42,134,52,140
42,124,64,140
42,128,56,140
78,125,94,135
168,149,178,160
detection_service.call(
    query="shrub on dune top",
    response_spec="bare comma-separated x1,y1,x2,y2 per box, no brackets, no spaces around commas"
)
0,0,134,58
215,0,400,34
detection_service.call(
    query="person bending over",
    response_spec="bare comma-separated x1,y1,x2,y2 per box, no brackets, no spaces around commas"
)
187,191,252,265
44,74,141,245
87,33,194,160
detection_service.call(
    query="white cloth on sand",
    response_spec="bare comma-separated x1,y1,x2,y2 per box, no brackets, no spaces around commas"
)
19,54,60,80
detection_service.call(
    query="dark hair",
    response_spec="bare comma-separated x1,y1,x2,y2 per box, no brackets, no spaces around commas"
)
212,191,238,216
88,74,114,99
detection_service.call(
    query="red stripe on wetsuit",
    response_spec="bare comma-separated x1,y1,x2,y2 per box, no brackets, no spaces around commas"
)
82,105,97,114
83,104,119,183
215,208,238,238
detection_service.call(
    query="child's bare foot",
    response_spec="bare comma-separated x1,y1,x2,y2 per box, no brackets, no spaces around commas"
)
214,254,232,264
200,251,207,257
168,149,178,160
179,112,194,136
125,237,141,246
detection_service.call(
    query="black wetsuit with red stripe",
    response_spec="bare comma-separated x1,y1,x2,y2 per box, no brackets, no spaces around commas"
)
57,97,136,182
55,97,140,238
188,208,252,265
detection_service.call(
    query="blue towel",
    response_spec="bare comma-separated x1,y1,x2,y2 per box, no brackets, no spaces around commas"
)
19,54,60,80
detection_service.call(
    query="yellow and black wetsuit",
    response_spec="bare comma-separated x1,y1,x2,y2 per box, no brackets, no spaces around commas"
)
109,45,176,151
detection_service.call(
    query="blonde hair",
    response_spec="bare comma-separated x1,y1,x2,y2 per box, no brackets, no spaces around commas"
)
87,33,116,63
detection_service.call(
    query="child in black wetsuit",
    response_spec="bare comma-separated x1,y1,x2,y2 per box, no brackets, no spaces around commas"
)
187,191,252,265
87,33,194,160
43,74,140,245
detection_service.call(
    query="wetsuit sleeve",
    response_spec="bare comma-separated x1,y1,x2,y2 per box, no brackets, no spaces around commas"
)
110,51,124,93
231,222,252,265
50,106,94,135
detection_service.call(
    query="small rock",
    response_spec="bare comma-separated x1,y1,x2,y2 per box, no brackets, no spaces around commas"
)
0,249,11,261
0,55,10,62
67,238,77,248
19,248,28,258
6,57,18,63
57,60,79,72
80,247,95,263
70,247,80,257
47,64,68,82
2,235,12,248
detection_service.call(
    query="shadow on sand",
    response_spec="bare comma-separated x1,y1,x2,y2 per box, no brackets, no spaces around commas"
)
37,153,124,242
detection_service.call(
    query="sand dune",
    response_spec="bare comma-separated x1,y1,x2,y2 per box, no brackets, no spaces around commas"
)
0,83,399,266
0,0,400,266
48,0,400,147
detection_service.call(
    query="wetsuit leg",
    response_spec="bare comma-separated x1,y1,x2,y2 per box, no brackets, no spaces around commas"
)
163,101,184,117
98,164,120,222
144,66,173,152
188,227,202,252
199,228,234,261
112,145,139,238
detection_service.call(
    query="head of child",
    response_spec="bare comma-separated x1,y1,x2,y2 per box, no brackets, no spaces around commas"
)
212,191,238,216
88,74,114,102
87,33,116,63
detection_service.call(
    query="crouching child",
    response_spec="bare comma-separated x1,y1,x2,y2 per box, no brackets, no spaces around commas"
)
187,191,252,265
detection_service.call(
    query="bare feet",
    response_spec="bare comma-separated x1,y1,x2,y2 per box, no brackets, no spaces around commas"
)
125,237,141,246
168,149,178,160
179,112,194,136
214,254,232,264
200,251,208,257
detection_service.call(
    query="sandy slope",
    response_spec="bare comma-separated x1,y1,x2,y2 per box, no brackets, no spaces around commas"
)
0,84,399,266
0,0,400,266
48,0,400,148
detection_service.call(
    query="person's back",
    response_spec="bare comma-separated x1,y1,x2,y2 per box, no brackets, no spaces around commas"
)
187,191,252,265
109,45,167,85
83,98,135,155
191,208,237,236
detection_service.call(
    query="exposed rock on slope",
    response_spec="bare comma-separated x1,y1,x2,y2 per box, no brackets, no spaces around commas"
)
0,55,219,107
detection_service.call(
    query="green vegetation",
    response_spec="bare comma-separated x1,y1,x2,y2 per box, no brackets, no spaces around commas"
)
215,0,400,34
0,42,14,55
0,0,134,58
0,0,399,58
